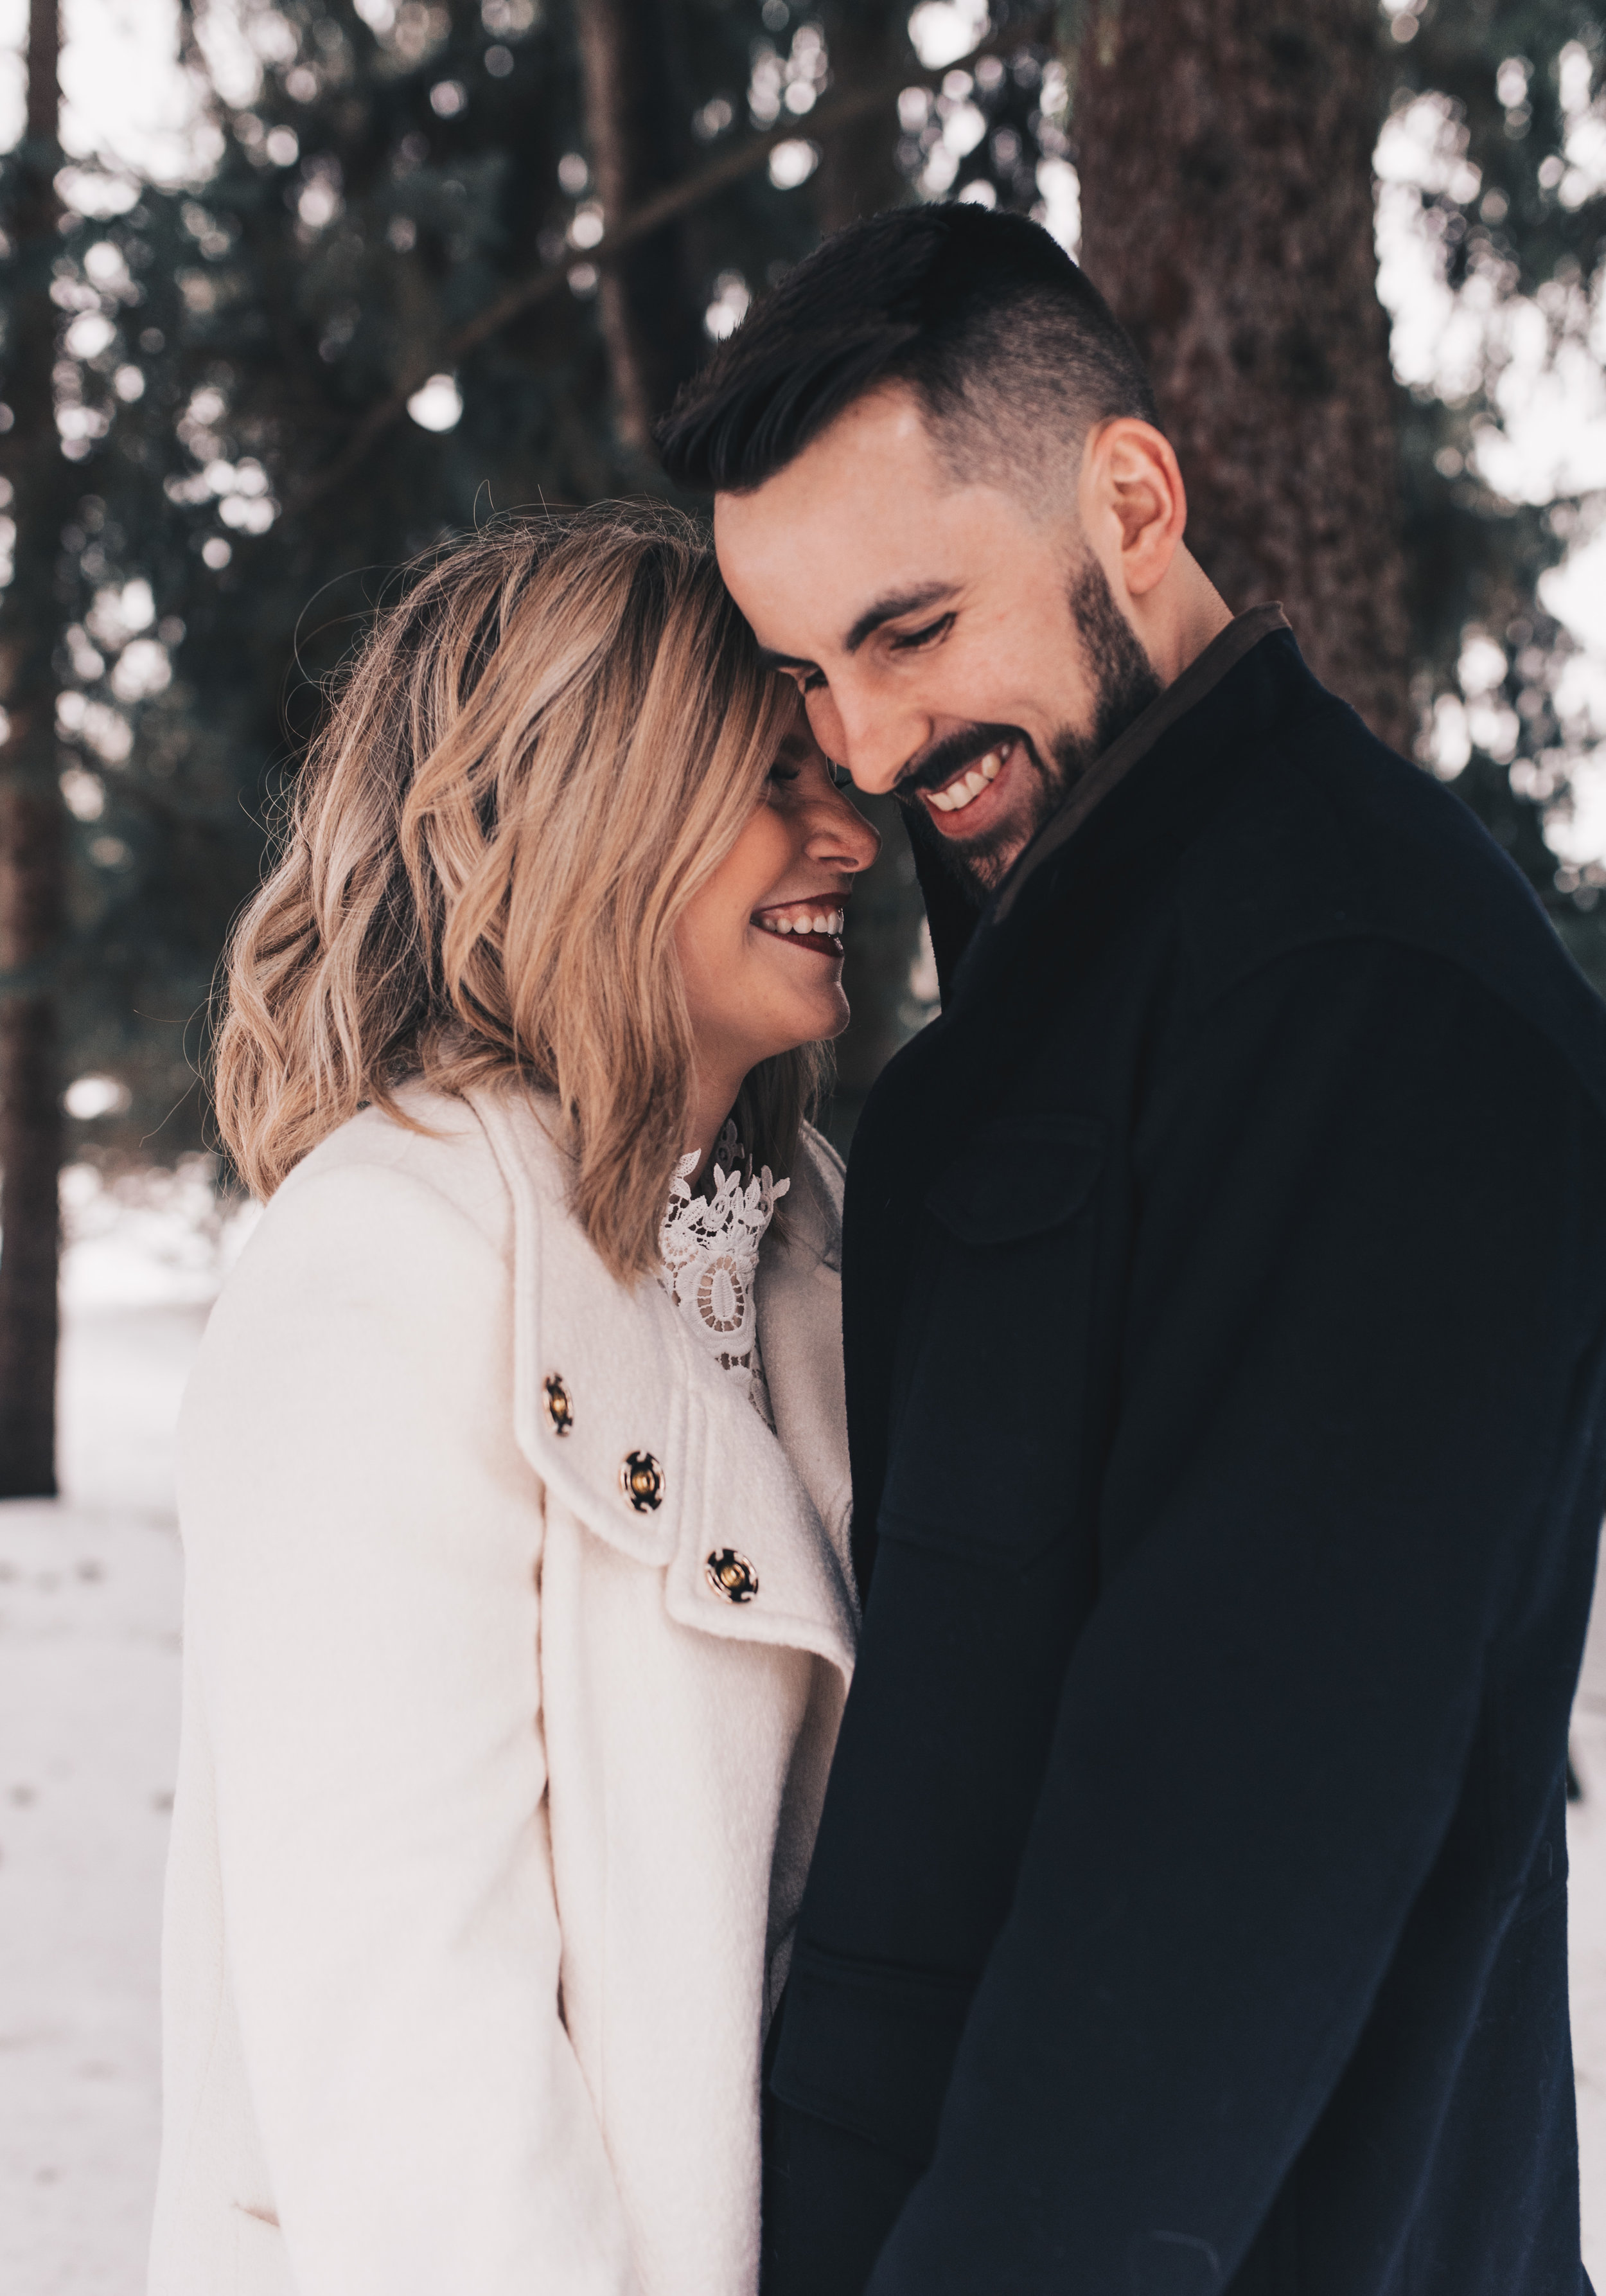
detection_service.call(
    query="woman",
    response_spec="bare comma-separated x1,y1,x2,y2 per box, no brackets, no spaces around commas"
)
148,507,879,2296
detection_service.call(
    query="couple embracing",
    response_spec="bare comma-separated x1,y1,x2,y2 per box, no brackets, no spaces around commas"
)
150,208,1606,2296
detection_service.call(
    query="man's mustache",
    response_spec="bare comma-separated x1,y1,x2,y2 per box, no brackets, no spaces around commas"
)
893,722,1030,804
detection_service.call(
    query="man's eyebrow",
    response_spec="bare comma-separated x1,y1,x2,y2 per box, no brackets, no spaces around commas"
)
753,582,957,675
843,583,955,655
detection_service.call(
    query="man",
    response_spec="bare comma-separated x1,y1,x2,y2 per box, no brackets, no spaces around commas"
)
657,206,1606,2295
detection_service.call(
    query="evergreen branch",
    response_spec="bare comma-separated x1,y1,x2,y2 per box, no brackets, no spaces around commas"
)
286,9,1055,517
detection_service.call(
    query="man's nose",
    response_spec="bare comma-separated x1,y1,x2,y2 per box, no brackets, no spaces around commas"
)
805,682,926,799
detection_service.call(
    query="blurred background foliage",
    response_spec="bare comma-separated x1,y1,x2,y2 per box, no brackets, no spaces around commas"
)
0,0,1603,1486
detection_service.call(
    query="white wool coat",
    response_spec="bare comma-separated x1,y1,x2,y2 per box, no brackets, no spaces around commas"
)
148,1084,857,2296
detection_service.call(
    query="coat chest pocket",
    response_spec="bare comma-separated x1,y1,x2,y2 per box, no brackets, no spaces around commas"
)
878,1114,1106,1565
772,1940,978,2168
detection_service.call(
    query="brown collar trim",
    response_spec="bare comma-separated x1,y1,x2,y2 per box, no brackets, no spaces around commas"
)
990,603,1291,922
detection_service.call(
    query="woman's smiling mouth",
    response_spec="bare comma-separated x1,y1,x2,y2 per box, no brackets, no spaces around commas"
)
754,898,846,952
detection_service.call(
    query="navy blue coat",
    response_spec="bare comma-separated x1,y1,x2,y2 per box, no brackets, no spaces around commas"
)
761,623,1606,2295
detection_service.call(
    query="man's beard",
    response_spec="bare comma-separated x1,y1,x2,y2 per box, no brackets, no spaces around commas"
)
901,553,1163,903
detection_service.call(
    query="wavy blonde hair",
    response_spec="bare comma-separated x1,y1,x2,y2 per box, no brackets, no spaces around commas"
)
213,504,820,1279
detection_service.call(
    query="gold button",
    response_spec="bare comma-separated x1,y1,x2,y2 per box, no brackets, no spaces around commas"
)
543,1375,574,1437
705,1548,759,1604
620,1450,664,1512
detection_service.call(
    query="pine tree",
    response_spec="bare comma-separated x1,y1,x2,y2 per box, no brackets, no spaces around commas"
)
1074,1,1414,753
1072,0,1606,983
0,0,80,1494
1392,1,1606,988
13,0,1602,1275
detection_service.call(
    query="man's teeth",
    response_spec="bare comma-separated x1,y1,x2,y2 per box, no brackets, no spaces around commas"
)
929,749,1003,814
758,908,845,937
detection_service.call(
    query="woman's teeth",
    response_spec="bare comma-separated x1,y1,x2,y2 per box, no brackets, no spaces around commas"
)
757,907,845,938
929,749,1003,814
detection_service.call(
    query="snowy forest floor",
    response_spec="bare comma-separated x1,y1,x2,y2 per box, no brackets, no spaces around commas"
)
5,1167,1606,2291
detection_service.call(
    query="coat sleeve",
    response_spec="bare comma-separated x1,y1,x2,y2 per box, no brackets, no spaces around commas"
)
177,1160,642,2296
865,936,1604,2293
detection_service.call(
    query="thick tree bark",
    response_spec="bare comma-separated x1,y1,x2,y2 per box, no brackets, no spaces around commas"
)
0,0,69,1496
1075,0,1414,756
811,1,908,235
576,0,710,456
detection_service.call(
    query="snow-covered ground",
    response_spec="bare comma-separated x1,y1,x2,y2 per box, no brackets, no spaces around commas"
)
0,1165,253,2296
5,1162,1606,2290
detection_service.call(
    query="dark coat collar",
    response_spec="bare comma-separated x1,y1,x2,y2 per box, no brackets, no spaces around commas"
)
914,604,1293,1005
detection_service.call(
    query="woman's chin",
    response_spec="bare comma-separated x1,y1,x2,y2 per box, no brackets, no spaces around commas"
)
743,985,849,1066
745,945,847,1041
797,983,850,1047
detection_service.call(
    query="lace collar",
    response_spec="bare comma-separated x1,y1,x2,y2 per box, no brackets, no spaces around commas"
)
658,1121,788,1421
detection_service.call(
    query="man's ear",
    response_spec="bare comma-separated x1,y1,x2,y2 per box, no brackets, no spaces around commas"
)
1080,419,1187,600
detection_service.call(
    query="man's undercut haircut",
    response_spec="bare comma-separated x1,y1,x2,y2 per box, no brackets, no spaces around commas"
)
655,204,1160,500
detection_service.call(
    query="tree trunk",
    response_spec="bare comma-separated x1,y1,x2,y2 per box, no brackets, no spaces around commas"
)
1074,0,1414,756
812,1,908,235
576,0,710,457
0,0,69,1497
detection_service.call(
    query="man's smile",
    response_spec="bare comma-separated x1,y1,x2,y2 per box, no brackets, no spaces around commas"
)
921,735,1022,830
903,732,1037,844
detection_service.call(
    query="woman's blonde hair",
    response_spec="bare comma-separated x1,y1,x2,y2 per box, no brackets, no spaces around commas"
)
213,504,821,1279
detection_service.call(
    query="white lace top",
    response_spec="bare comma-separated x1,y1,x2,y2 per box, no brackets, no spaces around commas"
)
658,1121,788,1426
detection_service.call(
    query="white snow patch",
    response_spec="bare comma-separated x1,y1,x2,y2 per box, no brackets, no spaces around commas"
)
0,1298,197,2291
0,1166,246,2288
59,1157,258,1317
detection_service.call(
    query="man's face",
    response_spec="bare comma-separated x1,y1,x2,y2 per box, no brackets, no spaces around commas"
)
714,384,1160,897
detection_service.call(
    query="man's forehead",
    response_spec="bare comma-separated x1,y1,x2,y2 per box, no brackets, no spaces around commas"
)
715,465,979,661
714,390,949,553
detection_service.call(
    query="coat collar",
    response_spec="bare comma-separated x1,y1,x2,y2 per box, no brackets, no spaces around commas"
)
470,1085,856,1689
908,604,1294,1004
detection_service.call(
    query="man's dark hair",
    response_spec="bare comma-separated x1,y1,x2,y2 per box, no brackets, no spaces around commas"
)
655,204,1160,499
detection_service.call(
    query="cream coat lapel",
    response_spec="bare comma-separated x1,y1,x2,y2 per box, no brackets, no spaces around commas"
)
472,1087,856,1686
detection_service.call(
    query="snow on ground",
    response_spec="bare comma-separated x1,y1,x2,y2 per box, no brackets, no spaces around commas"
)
5,1161,1606,2289
0,1164,253,2296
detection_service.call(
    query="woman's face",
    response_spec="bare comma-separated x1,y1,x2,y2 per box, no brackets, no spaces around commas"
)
676,706,881,1094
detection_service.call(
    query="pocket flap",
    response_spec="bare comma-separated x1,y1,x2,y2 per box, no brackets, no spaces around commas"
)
924,1114,1105,1246
770,1942,977,2168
